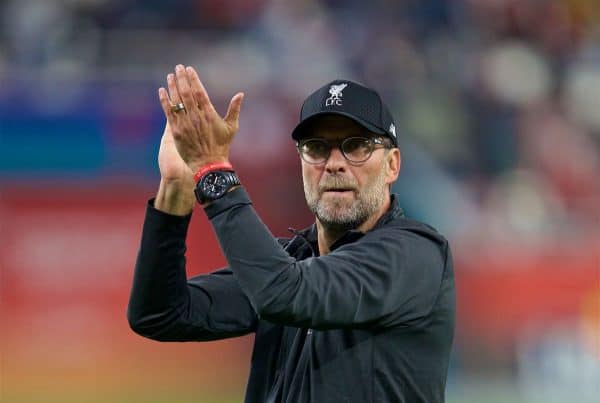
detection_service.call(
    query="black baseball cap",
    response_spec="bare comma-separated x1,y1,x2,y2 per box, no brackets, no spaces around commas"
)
291,79,398,146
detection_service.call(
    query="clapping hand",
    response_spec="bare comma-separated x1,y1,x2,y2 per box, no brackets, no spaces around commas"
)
158,65,244,177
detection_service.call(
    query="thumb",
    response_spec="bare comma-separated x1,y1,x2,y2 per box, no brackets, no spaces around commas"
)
161,121,173,143
224,92,244,129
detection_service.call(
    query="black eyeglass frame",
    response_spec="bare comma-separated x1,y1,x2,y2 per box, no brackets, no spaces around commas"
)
296,136,393,165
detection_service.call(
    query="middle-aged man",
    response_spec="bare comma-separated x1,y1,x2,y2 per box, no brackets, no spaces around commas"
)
127,64,456,403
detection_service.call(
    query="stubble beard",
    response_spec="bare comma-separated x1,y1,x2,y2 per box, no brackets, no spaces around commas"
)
303,163,388,233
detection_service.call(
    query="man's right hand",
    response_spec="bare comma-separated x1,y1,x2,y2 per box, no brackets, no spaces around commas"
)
154,122,196,216
158,121,194,182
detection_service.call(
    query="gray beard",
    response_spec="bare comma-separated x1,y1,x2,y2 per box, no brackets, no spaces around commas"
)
303,164,388,232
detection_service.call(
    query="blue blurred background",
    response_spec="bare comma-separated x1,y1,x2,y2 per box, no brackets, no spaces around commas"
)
1,0,598,402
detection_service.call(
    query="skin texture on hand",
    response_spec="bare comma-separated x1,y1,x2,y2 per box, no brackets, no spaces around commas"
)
157,65,244,174
154,121,196,215
153,65,244,215
158,122,194,182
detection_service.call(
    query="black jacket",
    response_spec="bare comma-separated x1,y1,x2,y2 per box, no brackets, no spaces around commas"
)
128,187,455,402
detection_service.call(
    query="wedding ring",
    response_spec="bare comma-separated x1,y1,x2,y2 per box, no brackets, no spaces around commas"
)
171,102,186,113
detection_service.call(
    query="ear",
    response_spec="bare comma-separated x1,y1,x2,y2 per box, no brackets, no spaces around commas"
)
385,148,401,185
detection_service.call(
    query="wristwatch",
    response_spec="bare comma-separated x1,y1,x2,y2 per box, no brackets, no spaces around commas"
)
194,170,240,204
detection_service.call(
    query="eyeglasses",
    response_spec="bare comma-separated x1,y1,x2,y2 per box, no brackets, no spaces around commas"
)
297,136,392,164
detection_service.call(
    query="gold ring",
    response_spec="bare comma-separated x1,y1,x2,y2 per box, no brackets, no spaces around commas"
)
171,102,186,113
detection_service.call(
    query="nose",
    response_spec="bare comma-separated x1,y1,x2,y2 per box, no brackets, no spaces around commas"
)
324,147,347,174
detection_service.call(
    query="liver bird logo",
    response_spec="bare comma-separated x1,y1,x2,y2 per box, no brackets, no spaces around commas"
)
325,83,348,106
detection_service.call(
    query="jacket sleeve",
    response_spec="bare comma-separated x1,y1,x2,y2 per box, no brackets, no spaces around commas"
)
127,200,257,341
205,187,448,330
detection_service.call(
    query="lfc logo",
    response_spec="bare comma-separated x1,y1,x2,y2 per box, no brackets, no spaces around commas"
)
325,83,348,106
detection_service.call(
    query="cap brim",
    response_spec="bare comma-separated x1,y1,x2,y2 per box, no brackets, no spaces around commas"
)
291,111,385,141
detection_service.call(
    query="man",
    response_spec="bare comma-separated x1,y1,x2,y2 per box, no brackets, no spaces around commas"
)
127,64,455,402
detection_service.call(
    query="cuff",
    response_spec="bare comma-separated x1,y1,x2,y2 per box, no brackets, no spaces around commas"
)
145,198,193,233
203,187,252,219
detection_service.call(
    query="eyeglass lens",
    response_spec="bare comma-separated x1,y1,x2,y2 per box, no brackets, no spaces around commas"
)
299,137,376,163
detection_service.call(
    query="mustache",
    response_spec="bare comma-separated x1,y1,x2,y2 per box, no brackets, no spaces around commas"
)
318,176,358,191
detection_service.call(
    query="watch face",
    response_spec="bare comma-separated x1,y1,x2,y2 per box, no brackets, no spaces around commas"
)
195,170,240,203
201,171,229,200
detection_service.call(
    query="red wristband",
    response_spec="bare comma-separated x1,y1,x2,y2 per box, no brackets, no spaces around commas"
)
193,162,234,183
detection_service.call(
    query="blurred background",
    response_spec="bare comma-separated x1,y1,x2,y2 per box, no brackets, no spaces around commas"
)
0,0,598,402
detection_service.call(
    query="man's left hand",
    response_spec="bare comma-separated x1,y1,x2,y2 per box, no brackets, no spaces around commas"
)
158,64,244,173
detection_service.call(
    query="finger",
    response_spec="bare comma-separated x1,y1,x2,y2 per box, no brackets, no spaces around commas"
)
186,66,213,111
167,73,182,106
175,64,196,112
224,92,244,129
158,87,175,119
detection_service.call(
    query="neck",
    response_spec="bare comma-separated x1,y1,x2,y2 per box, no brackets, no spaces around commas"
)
316,196,391,255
